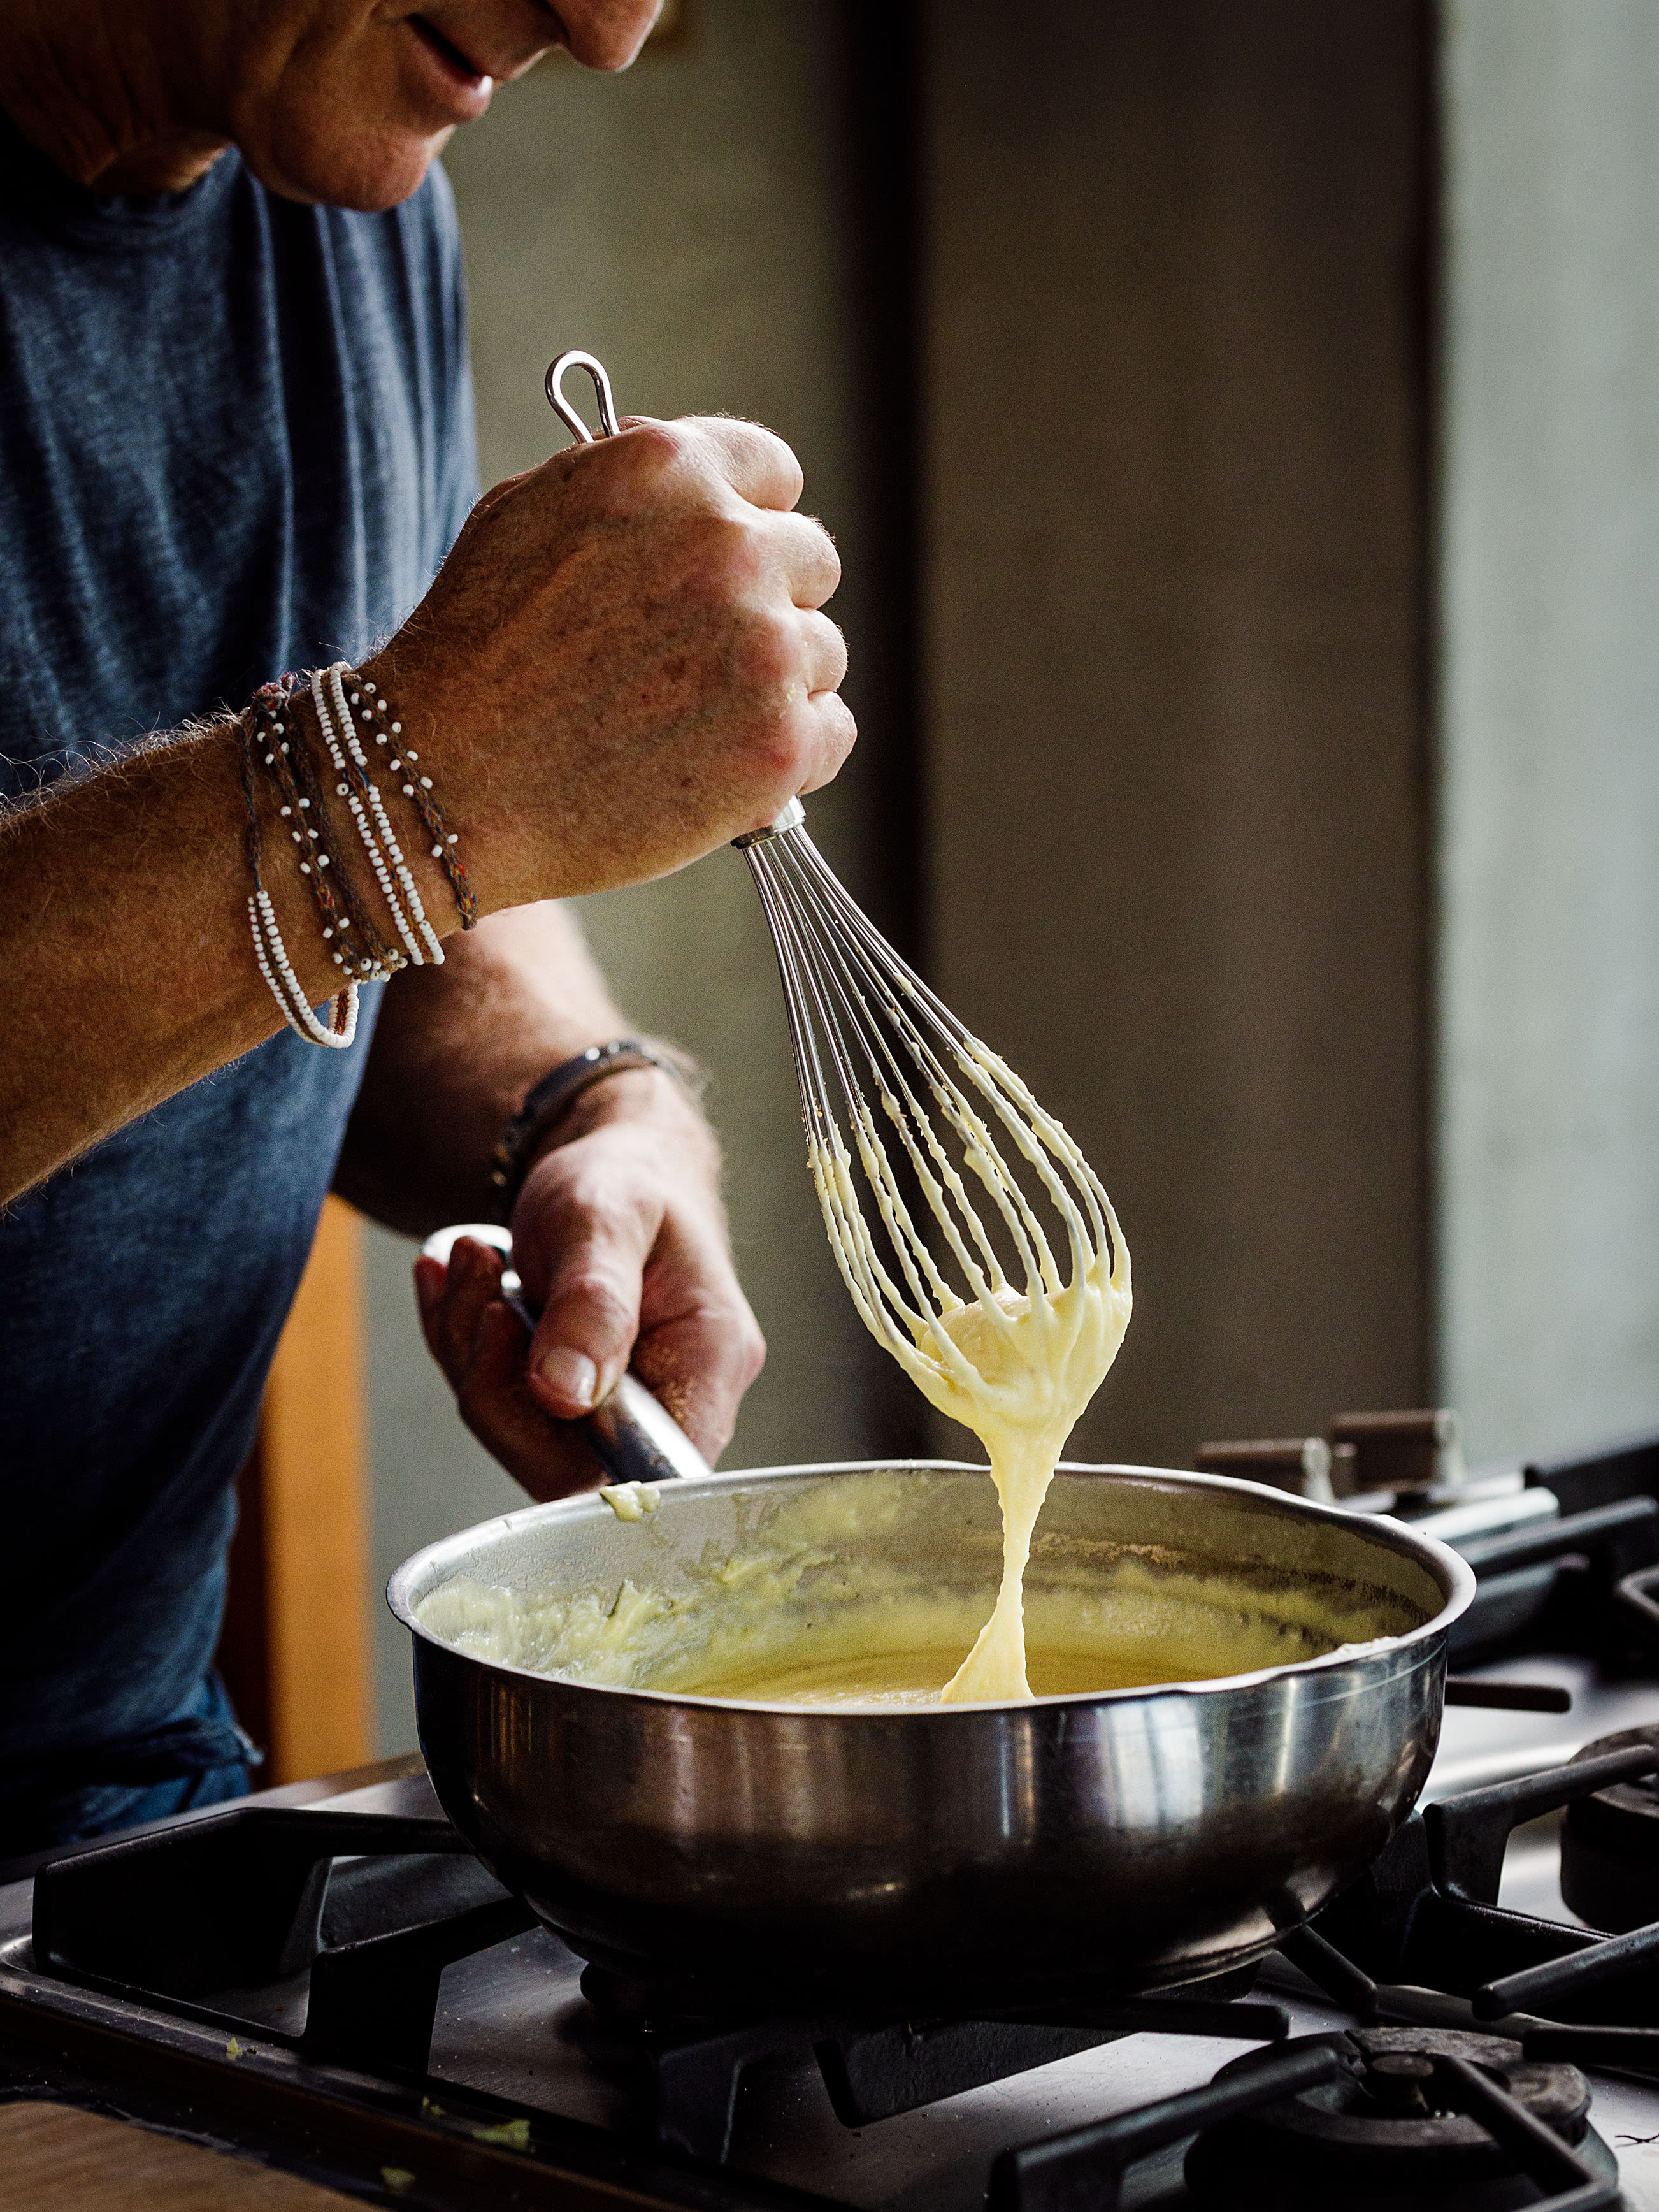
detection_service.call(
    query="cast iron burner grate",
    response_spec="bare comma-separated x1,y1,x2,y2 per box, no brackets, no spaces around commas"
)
27,1806,1288,2164
573,1954,1288,2162
992,2030,1620,2212
27,1732,1659,2191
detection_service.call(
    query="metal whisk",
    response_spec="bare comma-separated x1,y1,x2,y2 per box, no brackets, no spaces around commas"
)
735,806,1126,1408
545,349,1124,1395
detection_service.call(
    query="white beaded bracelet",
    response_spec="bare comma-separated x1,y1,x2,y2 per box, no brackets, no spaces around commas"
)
312,665,443,968
328,662,447,965
308,668,420,966
247,887,359,1048
235,705,359,1050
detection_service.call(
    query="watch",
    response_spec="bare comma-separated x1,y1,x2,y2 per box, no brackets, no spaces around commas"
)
489,1038,686,1223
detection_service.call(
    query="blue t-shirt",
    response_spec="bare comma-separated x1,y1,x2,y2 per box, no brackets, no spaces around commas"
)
0,113,478,1852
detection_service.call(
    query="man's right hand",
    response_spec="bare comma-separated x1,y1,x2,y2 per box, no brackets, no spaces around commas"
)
364,415,854,915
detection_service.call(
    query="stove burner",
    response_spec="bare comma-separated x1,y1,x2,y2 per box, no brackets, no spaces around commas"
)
1183,2030,1615,2211
1562,1723,1659,1932
575,1955,1287,2162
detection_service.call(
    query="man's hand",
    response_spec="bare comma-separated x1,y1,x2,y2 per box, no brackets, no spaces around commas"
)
412,1069,765,1499
368,414,855,922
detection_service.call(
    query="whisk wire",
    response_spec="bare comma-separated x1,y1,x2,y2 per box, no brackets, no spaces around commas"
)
763,842,1030,1318
782,834,1110,1287
784,870,1028,1317
744,824,1122,1387
793,839,1116,1210
750,864,945,1354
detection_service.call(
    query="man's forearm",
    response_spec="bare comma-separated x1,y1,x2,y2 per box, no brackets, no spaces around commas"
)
0,720,403,1205
334,900,680,1236
3,405,851,1211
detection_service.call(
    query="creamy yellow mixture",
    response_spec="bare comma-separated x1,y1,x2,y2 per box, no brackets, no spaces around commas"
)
415,1517,1398,1709
807,1036,1131,1702
672,1640,1226,1709
600,1481,661,1522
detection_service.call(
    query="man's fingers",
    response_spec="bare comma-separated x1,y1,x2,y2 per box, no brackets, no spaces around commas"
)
794,690,858,794
798,607,849,697
525,1213,651,1419
415,1238,504,1384
452,1301,610,1503
762,509,841,610
685,416,805,512
631,1306,767,1463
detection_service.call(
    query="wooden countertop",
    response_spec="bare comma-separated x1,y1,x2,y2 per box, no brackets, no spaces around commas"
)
0,2102,370,2209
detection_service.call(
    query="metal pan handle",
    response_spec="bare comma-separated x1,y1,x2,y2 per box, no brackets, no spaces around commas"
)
419,1223,713,1487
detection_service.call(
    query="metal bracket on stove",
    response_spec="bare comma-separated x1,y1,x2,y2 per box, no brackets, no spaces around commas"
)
1426,1745,1659,1907
1444,1677,1572,1712
31,1805,535,2082
1618,1561,1659,1643
303,1893,537,2075
1454,1498,1659,1666
1419,2053,1618,2212
644,1983,1289,2165
33,1807,470,1998
1282,1739,1659,2092
1296,1746,1659,2012
1472,1914,1659,2024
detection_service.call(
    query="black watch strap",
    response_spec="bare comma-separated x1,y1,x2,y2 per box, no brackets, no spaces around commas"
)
490,1039,684,1222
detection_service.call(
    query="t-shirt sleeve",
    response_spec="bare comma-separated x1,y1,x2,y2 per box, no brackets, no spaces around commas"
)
422,159,481,560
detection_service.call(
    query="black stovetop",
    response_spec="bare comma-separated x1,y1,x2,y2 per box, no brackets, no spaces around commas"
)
10,1436,1659,2208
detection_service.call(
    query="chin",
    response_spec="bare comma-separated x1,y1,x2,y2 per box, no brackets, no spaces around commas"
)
244,125,455,213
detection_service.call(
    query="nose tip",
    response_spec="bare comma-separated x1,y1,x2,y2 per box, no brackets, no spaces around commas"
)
558,1,665,73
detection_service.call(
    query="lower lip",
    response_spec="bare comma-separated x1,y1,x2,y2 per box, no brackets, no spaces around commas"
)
406,22,495,122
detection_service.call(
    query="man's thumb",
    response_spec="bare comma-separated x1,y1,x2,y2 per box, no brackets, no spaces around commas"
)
526,1234,643,1419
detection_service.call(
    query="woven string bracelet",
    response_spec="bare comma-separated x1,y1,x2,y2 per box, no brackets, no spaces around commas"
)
317,662,444,965
259,680,403,980
347,676,478,929
250,681,399,983
234,711,358,1050
308,667,427,967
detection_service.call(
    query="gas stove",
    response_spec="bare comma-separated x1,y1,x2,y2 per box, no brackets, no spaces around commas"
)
6,1427,1659,2210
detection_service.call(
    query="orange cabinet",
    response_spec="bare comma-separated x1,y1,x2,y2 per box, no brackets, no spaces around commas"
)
217,1197,374,1784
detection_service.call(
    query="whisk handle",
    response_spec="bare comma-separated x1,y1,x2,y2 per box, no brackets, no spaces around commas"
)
733,796,806,848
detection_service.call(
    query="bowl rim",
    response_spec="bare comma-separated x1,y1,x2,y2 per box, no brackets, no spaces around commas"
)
386,1458,1476,1717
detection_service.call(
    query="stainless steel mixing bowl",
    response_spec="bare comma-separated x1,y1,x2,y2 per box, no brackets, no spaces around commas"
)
389,1461,1472,2005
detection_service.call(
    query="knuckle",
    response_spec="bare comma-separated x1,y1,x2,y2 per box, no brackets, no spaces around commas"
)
581,420,689,509
824,696,858,756
552,1267,635,1338
617,418,687,475
736,1322,768,1387
749,424,805,497
734,604,801,695
805,519,841,588
816,614,849,683
688,510,765,596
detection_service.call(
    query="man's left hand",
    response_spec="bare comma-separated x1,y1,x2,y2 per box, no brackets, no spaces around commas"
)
413,1071,765,1498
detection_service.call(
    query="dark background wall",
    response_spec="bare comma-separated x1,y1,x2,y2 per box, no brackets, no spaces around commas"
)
922,0,1434,1465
